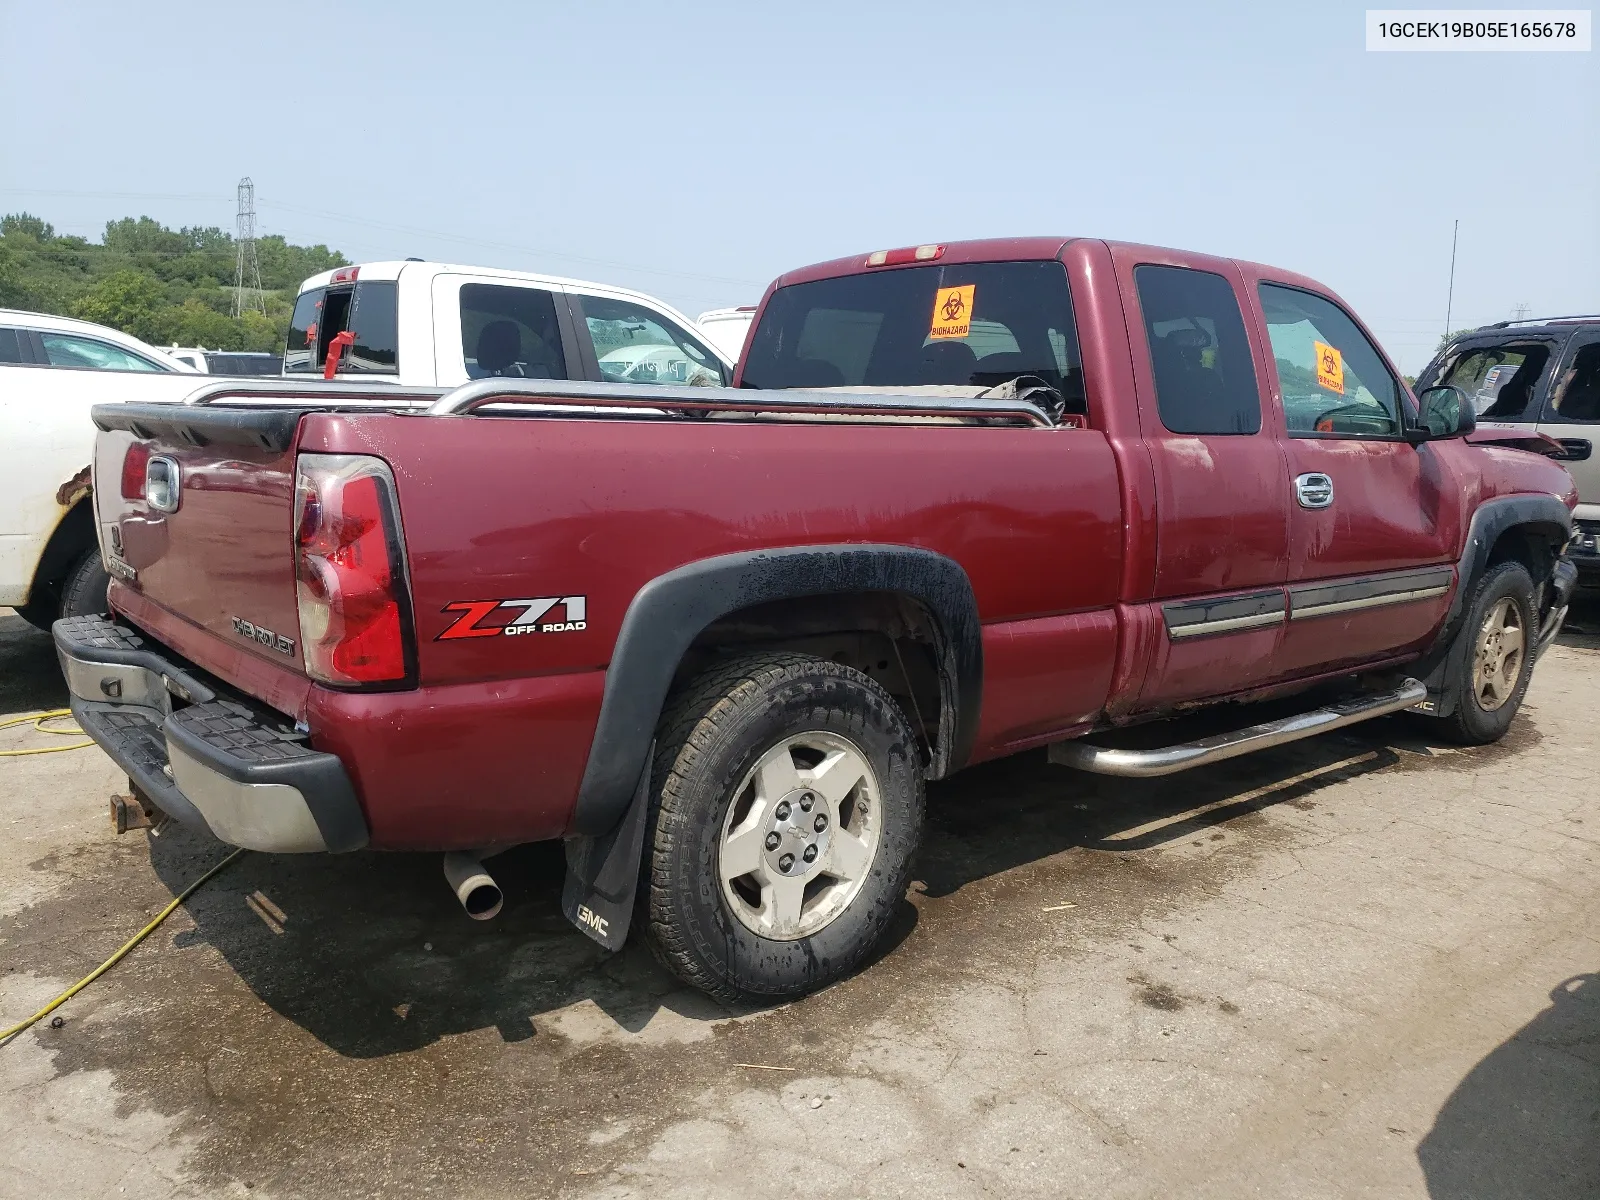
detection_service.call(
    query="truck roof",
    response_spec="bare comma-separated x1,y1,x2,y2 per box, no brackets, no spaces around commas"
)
768,237,1333,299
296,259,703,320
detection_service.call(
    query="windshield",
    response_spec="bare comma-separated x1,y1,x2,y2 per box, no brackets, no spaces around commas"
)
740,260,1083,406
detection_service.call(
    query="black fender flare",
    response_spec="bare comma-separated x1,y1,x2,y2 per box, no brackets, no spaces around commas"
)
1416,493,1572,711
568,544,983,836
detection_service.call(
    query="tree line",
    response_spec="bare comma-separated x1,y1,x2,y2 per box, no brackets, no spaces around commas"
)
0,212,347,352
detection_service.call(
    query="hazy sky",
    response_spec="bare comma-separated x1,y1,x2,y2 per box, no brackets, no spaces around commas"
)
2,0,1594,371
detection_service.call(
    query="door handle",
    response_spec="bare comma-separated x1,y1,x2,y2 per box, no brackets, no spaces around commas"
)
1551,438,1592,462
1294,472,1334,509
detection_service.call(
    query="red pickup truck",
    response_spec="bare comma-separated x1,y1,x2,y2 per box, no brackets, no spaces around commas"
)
58,237,1577,1003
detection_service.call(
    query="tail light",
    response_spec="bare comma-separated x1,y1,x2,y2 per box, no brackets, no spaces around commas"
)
292,453,415,687
120,442,152,500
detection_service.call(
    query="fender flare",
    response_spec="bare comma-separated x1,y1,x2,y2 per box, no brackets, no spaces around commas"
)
569,544,983,836
1417,493,1572,712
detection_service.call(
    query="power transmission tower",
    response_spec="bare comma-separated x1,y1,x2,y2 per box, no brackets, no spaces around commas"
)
1511,302,1531,321
232,177,266,317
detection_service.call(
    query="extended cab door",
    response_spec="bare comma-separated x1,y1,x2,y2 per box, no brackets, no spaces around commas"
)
1110,247,1291,708
1248,276,1459,676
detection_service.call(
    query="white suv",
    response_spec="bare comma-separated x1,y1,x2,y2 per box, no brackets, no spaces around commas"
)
0,310,197,628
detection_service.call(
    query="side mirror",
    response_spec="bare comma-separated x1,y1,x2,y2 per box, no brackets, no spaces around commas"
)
1412,384,1476,441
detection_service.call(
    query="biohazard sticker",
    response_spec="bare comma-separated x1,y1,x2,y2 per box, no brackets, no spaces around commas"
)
1314,340,1344,394
929,285,975,340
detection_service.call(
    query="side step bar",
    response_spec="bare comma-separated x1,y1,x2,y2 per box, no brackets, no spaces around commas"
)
1048,678,1427,779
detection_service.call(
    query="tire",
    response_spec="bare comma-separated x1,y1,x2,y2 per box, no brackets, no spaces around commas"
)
641,651,925,1004
1435,560,1537,744
58,549,112,620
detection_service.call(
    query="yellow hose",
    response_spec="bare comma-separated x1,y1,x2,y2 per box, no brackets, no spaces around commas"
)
0,847,246,1043
0,708,94,756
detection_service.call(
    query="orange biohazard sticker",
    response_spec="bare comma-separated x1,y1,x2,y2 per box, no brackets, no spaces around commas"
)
929,285,975,340
1314,340,1344,394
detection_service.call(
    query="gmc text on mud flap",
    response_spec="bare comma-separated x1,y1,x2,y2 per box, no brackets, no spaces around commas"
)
436,596,588,640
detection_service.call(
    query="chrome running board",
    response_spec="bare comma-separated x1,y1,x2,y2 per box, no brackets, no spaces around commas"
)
1048,678,1427,779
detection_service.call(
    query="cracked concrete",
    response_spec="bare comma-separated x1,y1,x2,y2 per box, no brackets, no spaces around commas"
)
1,604,1597,1199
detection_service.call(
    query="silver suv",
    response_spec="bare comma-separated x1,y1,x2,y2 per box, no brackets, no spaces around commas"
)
1419,317,1600,581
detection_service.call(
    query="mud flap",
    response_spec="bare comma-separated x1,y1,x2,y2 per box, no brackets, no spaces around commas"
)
561,743,652,951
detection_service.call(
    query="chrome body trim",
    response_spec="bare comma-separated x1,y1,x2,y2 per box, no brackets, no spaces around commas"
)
167,742,328,853
1162,589,1286,641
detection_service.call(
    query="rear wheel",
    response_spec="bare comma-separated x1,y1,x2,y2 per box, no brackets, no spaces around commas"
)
59,549,112,620
1435,561,1537,744
641,651,924,1003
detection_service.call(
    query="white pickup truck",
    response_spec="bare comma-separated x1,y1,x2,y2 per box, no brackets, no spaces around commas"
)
0,310,196,627
285,261,733,387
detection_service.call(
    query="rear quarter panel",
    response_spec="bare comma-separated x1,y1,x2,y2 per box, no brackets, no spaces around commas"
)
299,411,1126,841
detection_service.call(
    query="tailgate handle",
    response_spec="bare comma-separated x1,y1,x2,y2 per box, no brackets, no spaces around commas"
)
1551,438,1592,462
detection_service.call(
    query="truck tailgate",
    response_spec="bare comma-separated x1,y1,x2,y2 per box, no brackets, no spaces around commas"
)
93,406,308,699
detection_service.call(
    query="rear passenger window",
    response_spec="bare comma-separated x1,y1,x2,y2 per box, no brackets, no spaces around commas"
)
1134,266,1260,435
1258,284,1400,437
460,284,567,379
0,328,23,364
1549,341,1600,423
344,281,399,373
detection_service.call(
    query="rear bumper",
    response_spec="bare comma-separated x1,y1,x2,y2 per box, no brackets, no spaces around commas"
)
52,614,368,853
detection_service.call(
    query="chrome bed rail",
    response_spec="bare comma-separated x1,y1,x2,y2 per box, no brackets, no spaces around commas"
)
176,376,1058,427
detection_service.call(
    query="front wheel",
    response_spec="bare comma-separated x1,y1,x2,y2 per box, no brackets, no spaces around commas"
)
641,651,925,1003
1434,560,1537,744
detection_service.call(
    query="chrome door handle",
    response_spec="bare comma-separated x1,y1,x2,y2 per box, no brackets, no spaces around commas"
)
1295,472,1334,509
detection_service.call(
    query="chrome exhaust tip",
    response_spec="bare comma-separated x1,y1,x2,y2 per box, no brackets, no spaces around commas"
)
442,851,503,920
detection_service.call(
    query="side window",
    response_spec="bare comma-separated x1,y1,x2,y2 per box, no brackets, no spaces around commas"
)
1258,284,1400,437
1134,265,1261,435
39,333,163,372
1548,340,1600,423
1432,341,1552,423
575,295,728,387
0,327,24,364
460,284,568,380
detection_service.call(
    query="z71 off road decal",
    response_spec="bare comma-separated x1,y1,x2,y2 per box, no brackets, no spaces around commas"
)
437,596,588,640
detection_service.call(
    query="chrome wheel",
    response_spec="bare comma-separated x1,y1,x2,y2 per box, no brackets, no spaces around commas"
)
1472,596,1525,712
718,731,881,941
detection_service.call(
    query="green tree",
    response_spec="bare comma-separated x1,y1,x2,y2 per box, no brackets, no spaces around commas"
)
70,270,167,342
1436,328,1477,352
1,212,54,241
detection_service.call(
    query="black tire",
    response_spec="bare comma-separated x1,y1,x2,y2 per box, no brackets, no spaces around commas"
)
641,651,925,1004
1435,560,1537,744
58,549,112,620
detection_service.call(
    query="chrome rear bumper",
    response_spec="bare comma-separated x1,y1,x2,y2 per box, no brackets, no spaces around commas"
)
52,614,367,853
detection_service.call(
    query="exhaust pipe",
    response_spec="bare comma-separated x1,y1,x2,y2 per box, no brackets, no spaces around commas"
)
442,851,503,920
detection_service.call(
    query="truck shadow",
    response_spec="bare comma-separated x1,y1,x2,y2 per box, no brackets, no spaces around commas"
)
0,611,69,715
137,699,1463,1061
1417,972,1600,1199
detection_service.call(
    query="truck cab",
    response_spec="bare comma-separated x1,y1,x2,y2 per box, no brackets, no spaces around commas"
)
284,260,733,389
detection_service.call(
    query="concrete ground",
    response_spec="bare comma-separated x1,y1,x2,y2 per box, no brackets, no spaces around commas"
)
1,604,1596,1200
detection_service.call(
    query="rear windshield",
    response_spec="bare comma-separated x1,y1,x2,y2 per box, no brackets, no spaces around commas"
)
283,280,399,375
740,260,1083,405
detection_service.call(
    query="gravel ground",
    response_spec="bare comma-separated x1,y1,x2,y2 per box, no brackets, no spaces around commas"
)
1,603,1596,1199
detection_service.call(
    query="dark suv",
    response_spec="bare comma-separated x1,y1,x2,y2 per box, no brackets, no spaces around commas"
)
1419,317,1600,582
